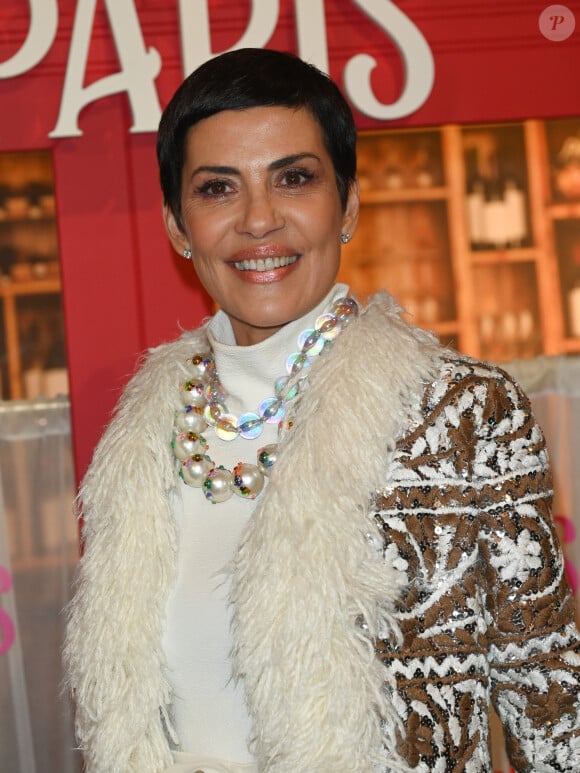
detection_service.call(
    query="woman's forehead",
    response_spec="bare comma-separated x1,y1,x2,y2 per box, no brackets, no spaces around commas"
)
183,106,328,165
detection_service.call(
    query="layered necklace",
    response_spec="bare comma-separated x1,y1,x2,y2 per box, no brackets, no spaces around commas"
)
171,296,359,504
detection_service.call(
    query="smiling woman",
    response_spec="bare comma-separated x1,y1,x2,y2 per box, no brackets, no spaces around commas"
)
64,48,580,773
163,106,358,345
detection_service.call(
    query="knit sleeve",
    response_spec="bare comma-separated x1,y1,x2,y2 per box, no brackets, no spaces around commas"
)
476,375,580,772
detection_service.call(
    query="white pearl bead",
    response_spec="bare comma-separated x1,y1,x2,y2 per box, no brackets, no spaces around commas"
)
233,463,265,499
181,455,213,487
257,444,278,476
176,408,208,434
203,467,234,503
180,381,206,407
172,432,207,461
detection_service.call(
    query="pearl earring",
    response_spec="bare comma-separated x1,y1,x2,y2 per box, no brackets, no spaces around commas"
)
183,248,192,259
340,233,351,245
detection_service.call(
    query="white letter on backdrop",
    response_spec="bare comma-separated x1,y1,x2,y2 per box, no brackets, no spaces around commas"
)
179,0,280,76
49,0,162,138
344,0,434,120
294,0,329,73
0,0,58,77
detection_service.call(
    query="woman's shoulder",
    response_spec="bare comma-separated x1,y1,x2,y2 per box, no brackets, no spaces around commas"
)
421,349,535,431
144,324,210,363
108,323,211,422
435,351,522,389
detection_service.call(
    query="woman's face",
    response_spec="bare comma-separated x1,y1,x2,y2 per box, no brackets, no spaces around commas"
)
164,106,359,346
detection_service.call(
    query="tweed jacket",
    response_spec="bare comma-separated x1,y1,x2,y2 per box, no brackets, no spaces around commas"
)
65,294,580,773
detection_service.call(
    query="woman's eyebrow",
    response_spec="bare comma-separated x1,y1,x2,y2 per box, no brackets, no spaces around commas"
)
268,153,320,170
190,153,320,180
190,164,239,178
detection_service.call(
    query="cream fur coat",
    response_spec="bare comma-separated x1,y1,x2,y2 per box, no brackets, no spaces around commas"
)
65,294,443,773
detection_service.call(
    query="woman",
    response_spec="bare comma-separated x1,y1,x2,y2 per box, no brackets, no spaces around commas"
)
65,49,580,773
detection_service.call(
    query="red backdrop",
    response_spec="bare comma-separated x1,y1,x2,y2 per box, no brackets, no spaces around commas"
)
0,0,578,478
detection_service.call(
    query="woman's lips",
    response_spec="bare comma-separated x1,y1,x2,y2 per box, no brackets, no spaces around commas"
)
229,245,301,282
233,254,298,272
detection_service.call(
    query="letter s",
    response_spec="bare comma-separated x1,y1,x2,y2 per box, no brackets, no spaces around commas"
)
344,0,435,120
0,0,58,78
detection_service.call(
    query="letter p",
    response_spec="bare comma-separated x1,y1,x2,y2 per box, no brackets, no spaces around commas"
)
539,5,576,41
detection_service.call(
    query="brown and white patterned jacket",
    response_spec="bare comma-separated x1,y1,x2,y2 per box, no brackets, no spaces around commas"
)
374,355,580,771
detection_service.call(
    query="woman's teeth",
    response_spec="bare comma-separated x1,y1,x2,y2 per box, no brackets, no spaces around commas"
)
233,255,298,271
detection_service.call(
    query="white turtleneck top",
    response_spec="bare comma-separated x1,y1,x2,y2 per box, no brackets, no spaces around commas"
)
162,284,349,761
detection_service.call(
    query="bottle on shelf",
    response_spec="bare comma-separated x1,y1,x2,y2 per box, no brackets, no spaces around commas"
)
517,309,537,359
500,146,528,247
568,243,580,338
503,177,527,246
465,148,487,249
483,169,510,249
410,139,436,188
555,132,580,200
465,144,529,250
417,257,440,324
569,282,580,338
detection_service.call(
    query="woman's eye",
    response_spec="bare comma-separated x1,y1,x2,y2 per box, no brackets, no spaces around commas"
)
280,169,313,187
197,179,231,197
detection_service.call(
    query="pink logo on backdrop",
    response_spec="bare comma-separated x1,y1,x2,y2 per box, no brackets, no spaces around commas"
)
0,566,15,654
539,5,576,41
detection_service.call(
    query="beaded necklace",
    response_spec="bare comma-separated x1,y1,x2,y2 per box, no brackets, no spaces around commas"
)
171,296,358,503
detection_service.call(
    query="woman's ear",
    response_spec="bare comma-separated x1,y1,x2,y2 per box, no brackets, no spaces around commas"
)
163,203,189,255
342,179,360,238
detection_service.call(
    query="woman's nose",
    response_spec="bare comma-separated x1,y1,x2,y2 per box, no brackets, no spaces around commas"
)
236,189,284,238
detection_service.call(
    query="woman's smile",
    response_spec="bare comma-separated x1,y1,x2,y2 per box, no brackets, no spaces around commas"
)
163,105,359,345
230,243,300,279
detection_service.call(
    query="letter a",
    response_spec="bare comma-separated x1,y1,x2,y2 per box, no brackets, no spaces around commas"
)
50,0,162,138
179,0,280,75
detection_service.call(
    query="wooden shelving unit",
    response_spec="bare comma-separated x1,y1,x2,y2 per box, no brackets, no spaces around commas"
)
339,118,580,363
0,150,66,399
0,276,62,398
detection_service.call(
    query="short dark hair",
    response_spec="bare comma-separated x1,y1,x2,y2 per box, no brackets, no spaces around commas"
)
157,48,357,230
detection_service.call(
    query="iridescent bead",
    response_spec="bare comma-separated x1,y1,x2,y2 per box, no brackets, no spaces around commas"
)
204,382,227,403
297,327,315,348
286,352,309,375
274,375,299,401
257,444,277,475
298,328,325,356
175,406,208,434
215,414,238,441
204,402,226,425
315,313,341,341
332,297,358,324
233,462,265,499
259,397,285,423
172,431,208,461
237,413,263,440
180,454,213,487
203,466,234,503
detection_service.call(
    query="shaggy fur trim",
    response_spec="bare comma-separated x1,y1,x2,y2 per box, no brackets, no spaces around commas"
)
64,327,210,773
229,294,443,772
65,294,443,772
